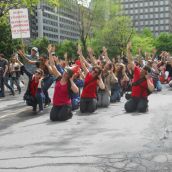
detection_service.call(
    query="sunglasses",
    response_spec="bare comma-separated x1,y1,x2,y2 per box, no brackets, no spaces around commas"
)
35,71,41,75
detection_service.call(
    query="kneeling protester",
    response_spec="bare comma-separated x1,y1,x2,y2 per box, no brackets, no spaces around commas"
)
125,65,154,113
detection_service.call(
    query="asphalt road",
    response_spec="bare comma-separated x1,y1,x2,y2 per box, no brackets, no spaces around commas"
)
0,86,172,172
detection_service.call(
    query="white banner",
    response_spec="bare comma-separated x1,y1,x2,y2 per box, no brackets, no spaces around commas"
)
9,8,30,39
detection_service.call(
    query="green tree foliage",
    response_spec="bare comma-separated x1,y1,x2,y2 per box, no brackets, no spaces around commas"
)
155,33,172,53
0,16,21,58
88,16,133,57
76,0,117,54
31,37,49,54
131,28,155,55
56,40,78,60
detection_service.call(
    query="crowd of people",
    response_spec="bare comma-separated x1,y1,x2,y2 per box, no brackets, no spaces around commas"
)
0,43,172,121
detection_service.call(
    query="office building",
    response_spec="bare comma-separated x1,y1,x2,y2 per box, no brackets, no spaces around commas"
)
30,0,80,43
121,0,172,35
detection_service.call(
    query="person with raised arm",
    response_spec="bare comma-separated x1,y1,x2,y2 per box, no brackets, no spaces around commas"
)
78,45,105,113
48,45,79,121
124,42,154,113
16,56,45,114
18,49,54,108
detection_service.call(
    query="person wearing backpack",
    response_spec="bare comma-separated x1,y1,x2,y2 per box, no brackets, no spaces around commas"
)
124,43,154,113
47,45,79,121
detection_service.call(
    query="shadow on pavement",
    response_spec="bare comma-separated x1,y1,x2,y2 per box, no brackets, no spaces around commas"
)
0,105,51,131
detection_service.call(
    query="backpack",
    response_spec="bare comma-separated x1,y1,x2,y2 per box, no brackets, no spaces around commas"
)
132,77,152,96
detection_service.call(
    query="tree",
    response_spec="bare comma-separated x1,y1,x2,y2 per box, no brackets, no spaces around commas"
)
131,28,155,55
0,16,21,58
87,4,134,58
56,40,78,60
155,33,172,54
0,0,60,18
75,0,115,54
31,37,49,54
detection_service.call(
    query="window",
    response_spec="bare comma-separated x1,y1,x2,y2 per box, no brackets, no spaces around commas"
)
155,8,158,12
150,14,153,19
150,1,153,6
144,2,148,7
160,25,164,30
165,6,169,11
140,8,143,13
160,7,163,12
165,13,169,17
154,1,158,6
160,13,164,18
150,8,153,12
155,14,159,19
150,20,153,25
155,26,159,31
144,14,148,19
160,1,164,5
155,20,159,24
145,8,148,13
160,20,164,24
165,25,169,30
140,21,143,25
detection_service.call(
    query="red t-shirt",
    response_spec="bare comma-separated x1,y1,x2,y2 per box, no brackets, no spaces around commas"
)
131,66,149,98
81,72,97,98
53,80,71,106
30,77,39,97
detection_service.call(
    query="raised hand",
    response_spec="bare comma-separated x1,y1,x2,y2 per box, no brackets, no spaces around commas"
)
102,46,107,53
77,44,82,56
87,47,93,56
47,44,56,54
64,52,68,59
17,49,25,57
44,59,49,66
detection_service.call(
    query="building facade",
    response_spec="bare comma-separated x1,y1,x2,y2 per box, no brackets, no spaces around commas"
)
121,0,172,35
30,0,80,43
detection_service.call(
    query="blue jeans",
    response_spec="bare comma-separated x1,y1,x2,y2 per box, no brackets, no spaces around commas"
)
10,77,21,93
110,83,121,102
154,80,162,91
0,76,14,97
32,90,45,111
42,76,55,104
71,97,80,110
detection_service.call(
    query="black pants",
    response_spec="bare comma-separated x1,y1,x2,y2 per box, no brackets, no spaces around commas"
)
125,97,148,113
50,105,73,121
80,98,97,113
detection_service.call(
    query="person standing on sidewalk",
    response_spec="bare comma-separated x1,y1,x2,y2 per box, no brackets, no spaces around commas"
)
9,54,21,94
24,47,39,74
0,53,15,97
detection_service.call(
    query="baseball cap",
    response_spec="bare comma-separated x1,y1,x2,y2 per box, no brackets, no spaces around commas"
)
32,47,38,52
